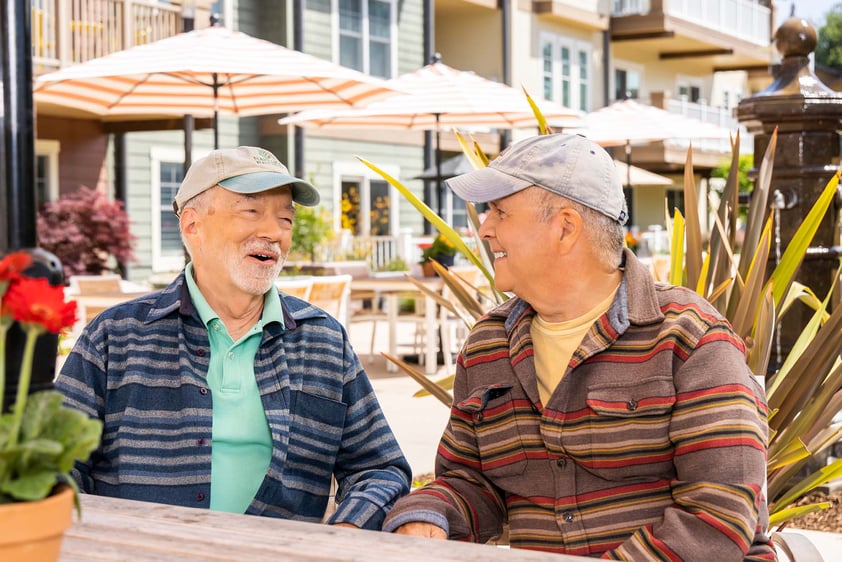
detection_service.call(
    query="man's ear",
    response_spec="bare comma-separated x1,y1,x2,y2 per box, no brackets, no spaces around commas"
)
179,208,200,238
556,207,583,251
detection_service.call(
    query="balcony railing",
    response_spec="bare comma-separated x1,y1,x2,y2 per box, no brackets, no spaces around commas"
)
612,0,771,46
31,0,182,75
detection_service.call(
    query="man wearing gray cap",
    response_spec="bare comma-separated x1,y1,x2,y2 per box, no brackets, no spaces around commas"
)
56,146,410,529
382,134,774,559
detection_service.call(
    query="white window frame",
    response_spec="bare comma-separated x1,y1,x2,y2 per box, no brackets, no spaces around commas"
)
612,59,644,101
35,139,60,203
150,147,208,273
333,161,399,236
332,0,397,78
539,33,592,112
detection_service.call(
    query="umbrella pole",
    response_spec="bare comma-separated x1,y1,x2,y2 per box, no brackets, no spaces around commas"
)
624,139,633,227
625,140,631,190
435,113,443,219
213,72,219,149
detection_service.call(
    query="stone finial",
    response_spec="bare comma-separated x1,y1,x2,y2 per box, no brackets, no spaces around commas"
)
774,17,817,58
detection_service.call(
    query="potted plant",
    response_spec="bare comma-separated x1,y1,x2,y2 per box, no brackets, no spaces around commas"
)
0,251,103,561
419,233,457,277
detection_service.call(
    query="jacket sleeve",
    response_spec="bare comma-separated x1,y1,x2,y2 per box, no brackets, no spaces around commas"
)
381,357,508,542
603,321,771,560
54,325,107,493
327,343,412,530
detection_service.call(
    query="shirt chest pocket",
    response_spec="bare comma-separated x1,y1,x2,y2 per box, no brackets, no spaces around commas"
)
455,384,534,479
573,377,676,481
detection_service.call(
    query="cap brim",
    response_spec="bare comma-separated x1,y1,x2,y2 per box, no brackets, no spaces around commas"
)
445,167,533,203
219,171,320,206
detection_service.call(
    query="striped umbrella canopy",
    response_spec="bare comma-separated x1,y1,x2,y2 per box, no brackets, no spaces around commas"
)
33,26,399,147
279,61,583,216
581,99,733,148
581,99,734,189
279,61,584,130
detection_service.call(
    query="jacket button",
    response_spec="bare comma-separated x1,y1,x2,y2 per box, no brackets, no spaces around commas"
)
626,399,638,411
562,511,574,523
197,349,206,356
197,438,206,445
196,493,205,502
199,387,208,395
556,458,567,469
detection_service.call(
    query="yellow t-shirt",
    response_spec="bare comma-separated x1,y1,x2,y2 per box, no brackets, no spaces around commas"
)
531,285,619,405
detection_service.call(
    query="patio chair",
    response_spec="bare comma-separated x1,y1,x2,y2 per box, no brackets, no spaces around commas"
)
306,274,353,327
274,277,313,301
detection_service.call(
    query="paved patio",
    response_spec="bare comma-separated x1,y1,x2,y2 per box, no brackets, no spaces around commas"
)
349,317,450,479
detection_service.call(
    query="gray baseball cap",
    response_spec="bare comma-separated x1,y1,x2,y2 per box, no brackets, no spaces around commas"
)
445,133,628,225
173,146,320,214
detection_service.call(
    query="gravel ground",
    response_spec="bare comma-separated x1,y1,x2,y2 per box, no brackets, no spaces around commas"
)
788,490,842,533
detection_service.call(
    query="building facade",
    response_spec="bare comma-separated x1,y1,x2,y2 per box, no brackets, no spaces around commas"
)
31,0,776,282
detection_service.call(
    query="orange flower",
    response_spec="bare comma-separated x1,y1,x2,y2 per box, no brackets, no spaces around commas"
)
4,277,77,334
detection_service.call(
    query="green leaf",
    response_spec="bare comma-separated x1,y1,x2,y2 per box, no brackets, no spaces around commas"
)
769,167,840,307
771,456,842,512
413,374,456,397
769,502,831,528
668,210,685,286
358,157,495,289
382,352,453,407
682,148,702,291
0,470,58,502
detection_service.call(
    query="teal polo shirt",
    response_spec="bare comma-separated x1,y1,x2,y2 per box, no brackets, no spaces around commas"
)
185,263,281,513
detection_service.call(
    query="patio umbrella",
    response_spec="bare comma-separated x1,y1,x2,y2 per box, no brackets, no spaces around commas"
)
279,60,584,215
580,99,733,190
416,153,673,187
33,26,398,148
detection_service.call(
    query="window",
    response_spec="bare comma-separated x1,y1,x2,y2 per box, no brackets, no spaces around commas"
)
336,0,395,78
540,34,591,111
335,162,398,236
151,147,189,272
677,80,703,103
35,139,60,208
614,68,640,100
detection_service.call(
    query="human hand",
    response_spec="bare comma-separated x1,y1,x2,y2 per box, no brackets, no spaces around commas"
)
394,522,447,539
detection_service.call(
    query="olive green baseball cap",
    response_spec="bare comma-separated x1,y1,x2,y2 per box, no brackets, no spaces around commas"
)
173,146,319,214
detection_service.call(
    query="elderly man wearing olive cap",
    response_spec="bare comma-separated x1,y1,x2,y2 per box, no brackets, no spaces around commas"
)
382,134,774,560
57,146,410,529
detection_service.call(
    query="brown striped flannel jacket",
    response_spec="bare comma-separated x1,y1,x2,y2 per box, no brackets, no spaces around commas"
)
383,250,775,561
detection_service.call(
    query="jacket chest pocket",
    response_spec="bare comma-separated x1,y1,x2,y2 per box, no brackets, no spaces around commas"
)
572,377,676,481
287,391,346,477
455,384,535,479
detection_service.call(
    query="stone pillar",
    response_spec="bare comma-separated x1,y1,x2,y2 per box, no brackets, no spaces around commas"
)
736,17,842,365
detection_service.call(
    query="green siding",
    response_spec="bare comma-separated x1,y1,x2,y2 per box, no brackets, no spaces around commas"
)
303,136,426,234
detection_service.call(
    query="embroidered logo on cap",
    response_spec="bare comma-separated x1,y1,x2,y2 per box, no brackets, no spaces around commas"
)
253,148,281,167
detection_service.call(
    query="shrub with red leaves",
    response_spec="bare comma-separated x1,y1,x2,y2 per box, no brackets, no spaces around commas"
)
37,186,136,278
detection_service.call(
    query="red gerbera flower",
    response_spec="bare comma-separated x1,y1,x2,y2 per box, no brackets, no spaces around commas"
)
3,277,78,334
0,252,33,294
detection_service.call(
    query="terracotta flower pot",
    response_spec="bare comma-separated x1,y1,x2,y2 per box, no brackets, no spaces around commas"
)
0,485,74,562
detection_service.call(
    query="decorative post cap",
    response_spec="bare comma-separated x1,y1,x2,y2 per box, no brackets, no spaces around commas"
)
774,17,817,58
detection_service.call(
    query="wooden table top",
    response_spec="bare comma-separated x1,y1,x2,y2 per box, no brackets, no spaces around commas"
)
60,494,583,561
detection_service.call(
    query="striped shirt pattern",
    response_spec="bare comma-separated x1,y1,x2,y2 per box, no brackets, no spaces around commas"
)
55,273,411,530
383,251,775,560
